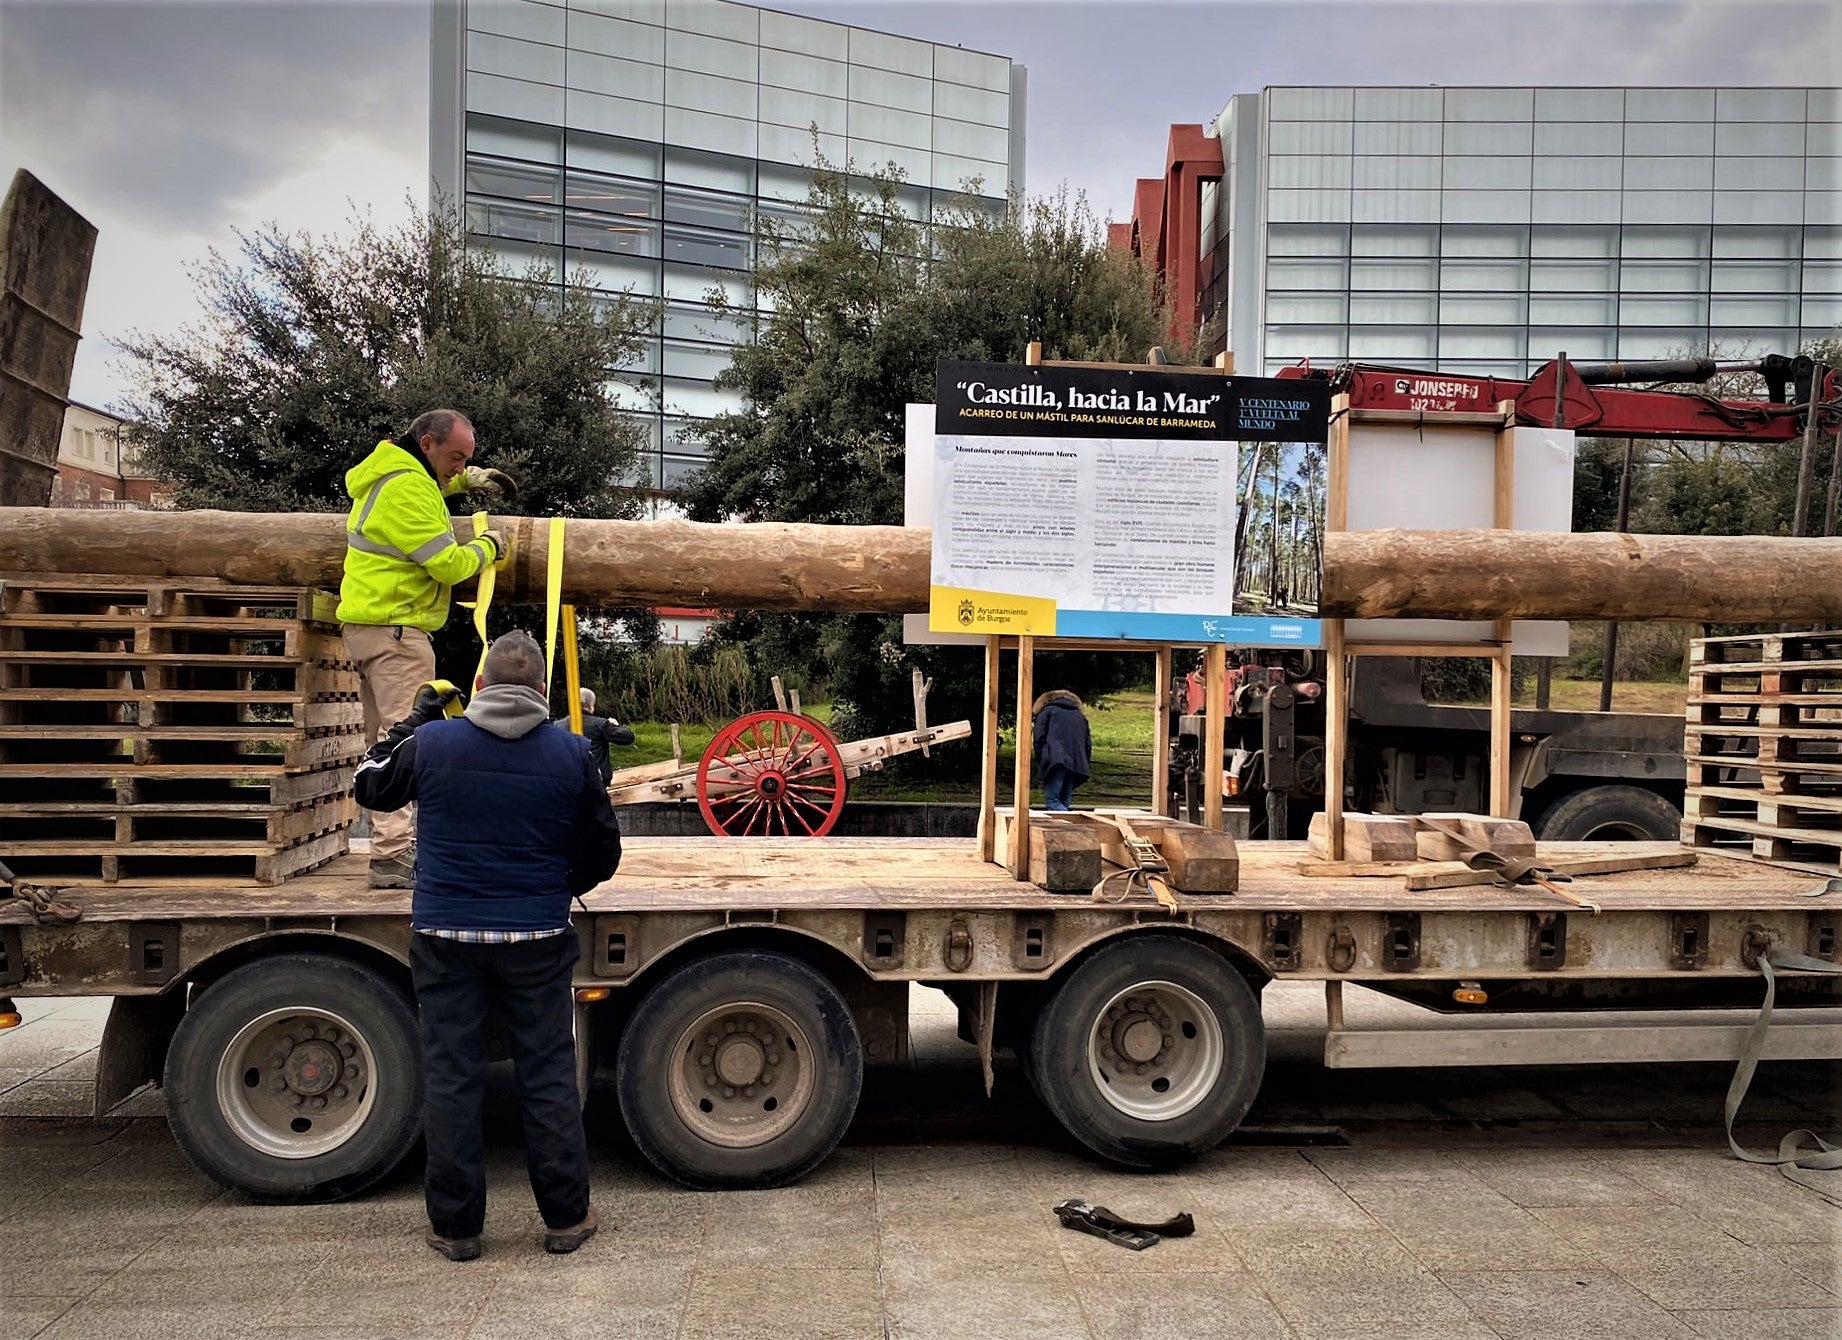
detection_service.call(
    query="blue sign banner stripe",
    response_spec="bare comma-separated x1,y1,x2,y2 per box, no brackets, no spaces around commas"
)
1054,610,1323,646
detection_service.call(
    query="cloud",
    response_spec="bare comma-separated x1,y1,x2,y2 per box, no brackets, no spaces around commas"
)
2,0,427,233
1,0,430,407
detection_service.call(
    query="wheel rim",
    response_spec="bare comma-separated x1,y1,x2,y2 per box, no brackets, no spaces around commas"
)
1085,981,1224,1121
215,1006,378,1159
666,1000,816,1148
696,710,848,837
1575,819,1652,840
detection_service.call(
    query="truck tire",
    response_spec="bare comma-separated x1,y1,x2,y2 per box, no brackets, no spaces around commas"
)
163,953,422,1202
1029,935,1264,1168
615,951,861,1189
1533,785,1681,842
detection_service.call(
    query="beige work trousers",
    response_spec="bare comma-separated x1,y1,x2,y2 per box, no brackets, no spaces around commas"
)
343,622,437,860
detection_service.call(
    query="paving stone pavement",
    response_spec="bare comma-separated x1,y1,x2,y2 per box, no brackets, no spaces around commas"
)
1,985,1838,1339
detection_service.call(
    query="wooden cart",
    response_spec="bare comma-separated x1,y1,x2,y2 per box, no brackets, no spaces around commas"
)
606,670,971,837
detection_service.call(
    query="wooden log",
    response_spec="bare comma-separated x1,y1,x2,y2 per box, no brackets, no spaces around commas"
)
1323,528,1842,623
0,508,930,613
11,507,1842,622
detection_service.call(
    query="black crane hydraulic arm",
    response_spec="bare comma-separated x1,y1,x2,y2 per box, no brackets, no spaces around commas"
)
1278,352,1840,443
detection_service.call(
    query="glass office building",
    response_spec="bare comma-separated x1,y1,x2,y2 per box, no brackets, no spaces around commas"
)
431,0,1025,493
1129,87,1839,378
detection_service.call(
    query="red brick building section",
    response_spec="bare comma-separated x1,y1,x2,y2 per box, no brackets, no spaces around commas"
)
1110,125,1222,346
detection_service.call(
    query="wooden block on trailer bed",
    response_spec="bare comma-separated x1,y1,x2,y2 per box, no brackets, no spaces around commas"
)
1031,822,1103,892
992,811,1104,891
1087,810,1238,893
1307,811,1418,863
1413,813,1536,862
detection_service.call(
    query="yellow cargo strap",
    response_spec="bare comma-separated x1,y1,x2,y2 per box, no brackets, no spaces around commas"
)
464,513,584,734
543,517,564,693
541,518,586,735
562,602,584,735
467,511,500,684
418,679,467,717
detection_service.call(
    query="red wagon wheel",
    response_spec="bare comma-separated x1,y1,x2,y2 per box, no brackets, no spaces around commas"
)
696,710,848,837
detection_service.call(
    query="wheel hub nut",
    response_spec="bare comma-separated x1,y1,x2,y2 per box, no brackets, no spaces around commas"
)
714,1036,766,1087
1117,1017,1163,1063
286,1040,342,1096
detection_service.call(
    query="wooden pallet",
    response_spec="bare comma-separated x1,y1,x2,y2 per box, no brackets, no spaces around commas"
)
0,573,360,883
0,793,354,847
0,767,353,809
2,828,350,887
1681,628,1842,875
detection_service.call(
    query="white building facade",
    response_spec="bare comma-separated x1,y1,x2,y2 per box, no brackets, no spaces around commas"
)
431,0,1026,490
1193,86,1840,377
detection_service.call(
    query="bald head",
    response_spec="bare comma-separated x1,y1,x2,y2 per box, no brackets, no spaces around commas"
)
481,631,546,692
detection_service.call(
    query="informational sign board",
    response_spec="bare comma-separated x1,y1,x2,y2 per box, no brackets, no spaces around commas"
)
927,360,1331,646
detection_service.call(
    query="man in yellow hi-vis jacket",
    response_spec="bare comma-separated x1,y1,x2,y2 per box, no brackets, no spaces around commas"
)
337,408,515,888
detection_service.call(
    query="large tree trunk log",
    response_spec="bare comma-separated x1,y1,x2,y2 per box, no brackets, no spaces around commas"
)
0,508,931,612
4,507,1841,623
1322,528,1842,622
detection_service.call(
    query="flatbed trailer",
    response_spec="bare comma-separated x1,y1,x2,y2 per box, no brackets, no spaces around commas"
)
4,835,1837,1199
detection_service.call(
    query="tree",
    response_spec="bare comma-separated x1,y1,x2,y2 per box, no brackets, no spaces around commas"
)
119,206,657,703
120,206,653,520
676,162,1200,762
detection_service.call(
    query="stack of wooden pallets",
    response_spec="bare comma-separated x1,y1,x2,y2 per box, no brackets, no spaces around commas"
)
0,573,362,884
1683,629,1842,875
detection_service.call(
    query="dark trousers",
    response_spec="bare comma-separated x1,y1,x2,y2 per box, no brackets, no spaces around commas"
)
1043,764,1079,812
410,932,590,1238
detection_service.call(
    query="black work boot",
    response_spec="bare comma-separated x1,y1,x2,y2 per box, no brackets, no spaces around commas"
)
544,1204,599,1254
368,848,415,889
424,1226,481,1261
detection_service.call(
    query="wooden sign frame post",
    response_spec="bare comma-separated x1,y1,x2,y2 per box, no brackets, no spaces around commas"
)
971,343,1236,879
1318,397,1522,861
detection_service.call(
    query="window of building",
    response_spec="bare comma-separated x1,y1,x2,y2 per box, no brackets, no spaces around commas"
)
467,199,561,246
663,225,750,271
565,173,657,218
565,211,658,256
467,158,561,205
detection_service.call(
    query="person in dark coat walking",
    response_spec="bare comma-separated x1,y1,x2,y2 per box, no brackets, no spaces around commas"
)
353,632,621,1262
1032,689,1092,812
555,687,635,788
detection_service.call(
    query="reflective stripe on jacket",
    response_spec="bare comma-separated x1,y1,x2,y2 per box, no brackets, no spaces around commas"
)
335,440,494,632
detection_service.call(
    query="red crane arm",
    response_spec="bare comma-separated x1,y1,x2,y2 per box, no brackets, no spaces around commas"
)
1277,355,1839,443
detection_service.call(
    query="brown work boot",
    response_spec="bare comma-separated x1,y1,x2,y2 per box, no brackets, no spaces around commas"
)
544,1204,599,1254
424,1226,481,1261
368,849,415,889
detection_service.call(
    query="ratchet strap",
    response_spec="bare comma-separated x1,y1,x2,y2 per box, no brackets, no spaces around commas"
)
1724,949,1842,1205
1053,1198,1194,1251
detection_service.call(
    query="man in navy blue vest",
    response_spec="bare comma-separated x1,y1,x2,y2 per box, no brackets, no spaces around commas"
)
353,631,621,1261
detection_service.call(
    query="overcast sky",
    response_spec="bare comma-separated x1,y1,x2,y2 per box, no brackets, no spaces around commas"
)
2,0,1837,410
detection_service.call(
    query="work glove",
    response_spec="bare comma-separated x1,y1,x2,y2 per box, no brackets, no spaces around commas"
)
479,529,510,564
460,465,520,500
407,681,465,729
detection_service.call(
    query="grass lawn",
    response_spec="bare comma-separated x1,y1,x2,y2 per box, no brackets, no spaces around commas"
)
606,678,1687,805
1534,679,1687,715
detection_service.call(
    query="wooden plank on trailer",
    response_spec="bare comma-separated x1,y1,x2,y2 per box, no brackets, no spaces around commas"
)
1009,636,1035,881
1203,642,1226,830
978,636,1001,863
1402,848,1697,891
